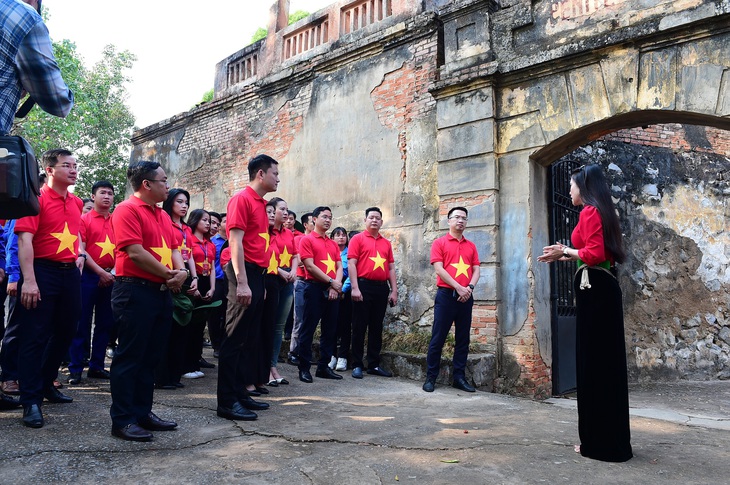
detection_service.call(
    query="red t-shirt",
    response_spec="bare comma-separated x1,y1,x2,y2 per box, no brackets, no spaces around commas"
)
111,195,182,283
299,231,341,281
220,247,231,269
15,185,83,262
571,205,612,266
266,228,280,275
430,233,480,289
225,186,269,267
348,231,394,281
80,209,116,269
273,227,297,269
172,221,194,262
294,233,306,278
190,234,216,277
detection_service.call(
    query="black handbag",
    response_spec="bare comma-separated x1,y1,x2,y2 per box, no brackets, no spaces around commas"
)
0,135,40,219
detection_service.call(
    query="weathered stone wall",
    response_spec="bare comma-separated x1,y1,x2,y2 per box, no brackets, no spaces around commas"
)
561,125,730,381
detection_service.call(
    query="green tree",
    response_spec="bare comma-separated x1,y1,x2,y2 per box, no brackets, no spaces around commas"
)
201,88,214,103
13,41,136,204
250,10,310,44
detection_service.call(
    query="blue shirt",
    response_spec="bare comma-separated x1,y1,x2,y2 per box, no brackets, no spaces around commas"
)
341,246,351,293
2,219,19,283
211,234,226,280
0,0,73,134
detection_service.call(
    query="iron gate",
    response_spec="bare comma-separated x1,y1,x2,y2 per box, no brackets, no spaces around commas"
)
549,159,582,395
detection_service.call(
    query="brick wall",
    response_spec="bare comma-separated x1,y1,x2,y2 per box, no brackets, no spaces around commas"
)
601,124,730,156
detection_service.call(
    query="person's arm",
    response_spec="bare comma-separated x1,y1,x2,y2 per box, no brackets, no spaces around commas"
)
229,228,251,306
17,232,40,309
387,262,397,306
433,261,471,301
16,22,74,118
82,241,115,287
124,244,177,281
348,257,362,301
75,231,86,271
6,225,20,295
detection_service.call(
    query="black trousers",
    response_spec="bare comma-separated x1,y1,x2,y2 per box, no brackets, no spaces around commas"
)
16,261,81,405
110,280,173,428
298,280,339,372
207,277,228,351
217,263,265,408
351,279,389,370
426,287,473,380
335,291,352,361
257,274,280,382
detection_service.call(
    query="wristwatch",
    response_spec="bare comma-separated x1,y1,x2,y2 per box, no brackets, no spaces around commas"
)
468,284,475,290
78,253,87,260
563,246,570,257
328,278,333,285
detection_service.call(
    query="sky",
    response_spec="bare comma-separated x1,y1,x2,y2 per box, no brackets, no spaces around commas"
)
43,0,333,129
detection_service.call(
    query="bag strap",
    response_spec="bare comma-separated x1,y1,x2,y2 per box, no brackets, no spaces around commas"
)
15,97,35,119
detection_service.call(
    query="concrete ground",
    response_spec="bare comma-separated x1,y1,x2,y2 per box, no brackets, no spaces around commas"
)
1,348,729,484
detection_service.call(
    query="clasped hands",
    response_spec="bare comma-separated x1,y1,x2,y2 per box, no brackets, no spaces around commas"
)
537,243,569,264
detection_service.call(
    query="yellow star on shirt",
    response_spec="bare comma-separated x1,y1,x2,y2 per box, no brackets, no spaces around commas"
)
369,251,387,272
279,246,293,267
450,256,470,279
51,222,77,255
259,232,270,251
150,236,173,269
321,253,336,276
95,235,116,260
267,251,279,274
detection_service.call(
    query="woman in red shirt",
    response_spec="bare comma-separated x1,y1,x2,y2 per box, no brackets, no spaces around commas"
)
539,164,632,462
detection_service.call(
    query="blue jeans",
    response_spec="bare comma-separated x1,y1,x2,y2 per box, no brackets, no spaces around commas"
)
426,288,473,380
289,279,306,356
69,271,113,373
271,276,294,367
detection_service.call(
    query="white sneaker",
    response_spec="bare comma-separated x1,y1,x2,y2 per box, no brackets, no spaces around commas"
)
182,372,199,379
194,371,205,378
328,356,337,369
336,358,347,371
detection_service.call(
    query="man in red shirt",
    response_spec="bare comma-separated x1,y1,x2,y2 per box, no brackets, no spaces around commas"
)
68,180,116,385
297,206,343,382
423,207,481,393
349,207,398,379
217,154,279,421
287,211,313,365
109,161,187,442
14,149,85,428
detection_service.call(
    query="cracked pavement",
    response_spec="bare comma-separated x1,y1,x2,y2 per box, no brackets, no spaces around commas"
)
1,349,729,484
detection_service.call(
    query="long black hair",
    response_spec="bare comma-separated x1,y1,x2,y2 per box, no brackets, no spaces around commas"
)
163,188,190,224
571,164,626,263
187,208,210,237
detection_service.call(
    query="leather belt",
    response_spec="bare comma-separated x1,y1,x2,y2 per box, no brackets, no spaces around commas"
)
35,259,76,270
359,277,388,286
116,276,168,291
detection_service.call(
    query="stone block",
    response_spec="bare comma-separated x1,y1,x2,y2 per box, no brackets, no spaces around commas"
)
437,154,496,196
380,351,496,391
442,8,491,67
568,64,611,126
677,64,726,114
638,48,677,110
474,264,498,301
599,47,640,115
436,88,494,129
496,112,546,153
437,119,494,161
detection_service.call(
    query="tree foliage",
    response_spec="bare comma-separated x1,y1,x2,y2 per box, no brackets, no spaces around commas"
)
250,11,310,44
12,41,136,203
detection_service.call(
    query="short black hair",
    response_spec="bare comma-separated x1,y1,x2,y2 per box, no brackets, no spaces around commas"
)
127,161,161,191
41,148,73,168
312,206,331,218
91,180,114,195
301,212,313,225
248,154,279,179
330,226,348,243
365,207,382,217
447,206,468,218
82,198,92,205
288,210,297,219
208,211,222,222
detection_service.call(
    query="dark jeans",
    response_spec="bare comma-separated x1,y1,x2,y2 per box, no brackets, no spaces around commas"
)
184,276,212,373
335,291,352,361
426,287,473,380
16,261,81,405
69,271,113,374
258,274,280,382
110,280,173,428
289,278,306,356
0,294,20,381
351,280,389,370
298,280,339,372
207,277,228,351
217,263,265,408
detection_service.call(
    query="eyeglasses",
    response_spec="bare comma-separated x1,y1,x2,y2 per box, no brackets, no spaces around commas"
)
449,215,468,221
317,215,333,220
145,179,169,186
55,163,78,170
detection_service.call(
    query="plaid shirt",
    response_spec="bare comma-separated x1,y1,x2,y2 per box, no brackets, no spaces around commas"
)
0,0,73,135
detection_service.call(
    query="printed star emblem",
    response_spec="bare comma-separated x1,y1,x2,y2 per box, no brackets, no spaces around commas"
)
95,235,116,260
267,251,279,274
51,222,77,255
150,236,173,269
321,253,336,276
450,256,470,279
259,232,270,251
369,251,387,272
279,246,292,267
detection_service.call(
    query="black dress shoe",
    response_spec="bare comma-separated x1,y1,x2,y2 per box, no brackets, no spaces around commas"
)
199,358,216,369
422,379,435,393
452,377,476,393
67,372,82,385
246,388,261,396
0,393,21,410
367,366,393,377
88,368,111,379
112,423,153,442
155,383,177,390
139,412,178,431
299,369,313,383
254,386,269,395
43,387,73,403
315,367,343,380
217,402,258,421
240,396,270,411
23,404,44,428
287,354,300,366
